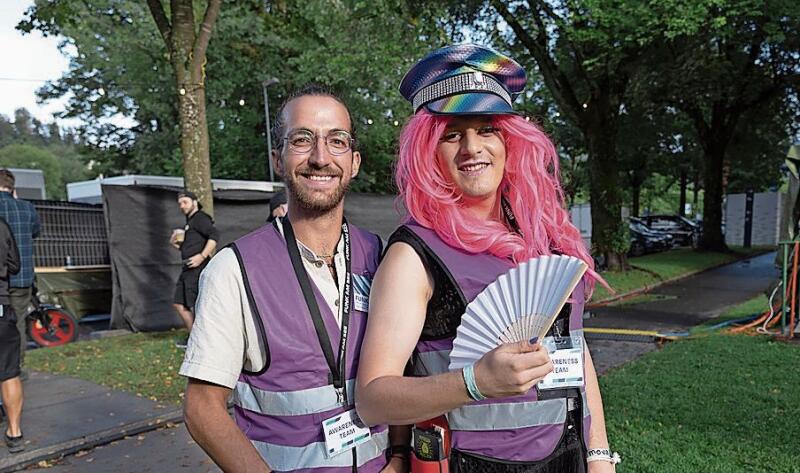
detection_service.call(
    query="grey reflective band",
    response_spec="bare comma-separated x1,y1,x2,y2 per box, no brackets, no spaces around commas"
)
581,389,590,418
252,428,389,471
447,398,567,431
412,72,512,111
234,379,357,416
413,349,451,376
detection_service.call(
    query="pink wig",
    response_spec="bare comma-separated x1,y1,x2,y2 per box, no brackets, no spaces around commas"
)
395,111,601,294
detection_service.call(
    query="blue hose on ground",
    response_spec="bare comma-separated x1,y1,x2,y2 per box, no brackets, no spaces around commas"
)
657,314,762,339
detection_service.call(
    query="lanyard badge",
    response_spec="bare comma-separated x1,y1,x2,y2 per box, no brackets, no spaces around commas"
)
538,335,585,390
282,217,353,402
282,218,371,458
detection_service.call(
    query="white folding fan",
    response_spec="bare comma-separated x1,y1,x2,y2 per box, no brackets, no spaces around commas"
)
449,255,588,370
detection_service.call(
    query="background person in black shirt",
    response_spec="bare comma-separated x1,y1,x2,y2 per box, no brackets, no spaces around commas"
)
0,217,23,453
170,191,218,343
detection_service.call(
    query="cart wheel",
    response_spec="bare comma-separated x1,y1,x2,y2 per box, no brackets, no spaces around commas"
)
28,308,79,347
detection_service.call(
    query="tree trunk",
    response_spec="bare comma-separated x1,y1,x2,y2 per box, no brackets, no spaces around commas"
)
632,179,641,218
177,83,213,215
678,168,687,217
170,1,214,215
587,130,628,270
700,144,726,250
147,0,220,216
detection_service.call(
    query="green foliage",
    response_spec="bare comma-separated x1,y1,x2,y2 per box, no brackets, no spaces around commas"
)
601,334,800,472
26,330,188,405
0,108,93,199
0,144,64,199
19,0,446,192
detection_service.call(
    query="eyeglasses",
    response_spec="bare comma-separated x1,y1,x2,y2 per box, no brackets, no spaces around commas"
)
283,129,354,155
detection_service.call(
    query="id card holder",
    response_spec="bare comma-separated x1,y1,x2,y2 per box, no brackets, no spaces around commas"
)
322,409,372,458
538,335,584,390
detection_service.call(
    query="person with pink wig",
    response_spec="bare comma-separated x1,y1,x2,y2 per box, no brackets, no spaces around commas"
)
356,45,618,472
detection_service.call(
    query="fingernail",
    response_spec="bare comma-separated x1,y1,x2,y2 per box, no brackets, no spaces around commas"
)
529,337,538,344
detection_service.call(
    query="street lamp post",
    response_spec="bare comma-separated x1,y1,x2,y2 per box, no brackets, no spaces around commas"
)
262,78,280,182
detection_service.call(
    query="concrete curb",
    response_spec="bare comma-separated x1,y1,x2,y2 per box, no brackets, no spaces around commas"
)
0,408,184,473
587,250,773,309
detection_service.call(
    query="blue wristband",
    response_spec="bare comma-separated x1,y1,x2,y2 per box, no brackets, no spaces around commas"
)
462,364,486,401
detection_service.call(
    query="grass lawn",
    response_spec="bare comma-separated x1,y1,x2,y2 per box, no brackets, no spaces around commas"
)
26,330,187,405
602,333,800,472
695,293,773,330
592,247,772,302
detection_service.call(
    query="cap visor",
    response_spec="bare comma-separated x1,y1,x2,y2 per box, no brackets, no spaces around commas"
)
423,92,516,115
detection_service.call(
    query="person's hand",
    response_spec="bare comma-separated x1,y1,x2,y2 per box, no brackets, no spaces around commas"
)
473,340,553,398
380,456,408,473
588,460,616,473
170,229,184,249
185,253,206,269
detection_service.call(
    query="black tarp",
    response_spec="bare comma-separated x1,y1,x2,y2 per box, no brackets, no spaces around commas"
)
103,184,402,331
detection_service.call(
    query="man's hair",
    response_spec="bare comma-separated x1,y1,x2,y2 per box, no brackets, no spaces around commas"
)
271,83,358,152
0,169,15,190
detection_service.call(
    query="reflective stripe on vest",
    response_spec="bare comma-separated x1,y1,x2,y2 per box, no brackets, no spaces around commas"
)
447,398,566,431
251,428,389,471
234,379,357,416
417,330,589,431
413,349,450,376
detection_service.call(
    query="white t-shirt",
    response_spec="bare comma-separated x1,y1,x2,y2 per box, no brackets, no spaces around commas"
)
179,221,346,389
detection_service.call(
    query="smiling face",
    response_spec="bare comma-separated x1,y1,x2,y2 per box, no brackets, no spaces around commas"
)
273,95,361,215
436,115,506,205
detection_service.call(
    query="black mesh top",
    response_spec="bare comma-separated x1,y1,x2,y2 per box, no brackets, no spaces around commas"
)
387,226,573,341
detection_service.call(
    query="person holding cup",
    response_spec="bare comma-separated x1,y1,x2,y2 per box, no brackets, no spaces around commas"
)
171,190,218,347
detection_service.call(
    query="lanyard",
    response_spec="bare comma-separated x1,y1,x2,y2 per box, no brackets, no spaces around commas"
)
501,195,523,236
281,217,353,403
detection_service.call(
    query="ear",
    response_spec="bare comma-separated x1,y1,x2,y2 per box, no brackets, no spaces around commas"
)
272,149,285,178
351,151,362,178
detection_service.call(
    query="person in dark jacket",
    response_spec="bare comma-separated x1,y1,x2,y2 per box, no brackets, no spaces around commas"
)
0,169,41,368
0,216,23,453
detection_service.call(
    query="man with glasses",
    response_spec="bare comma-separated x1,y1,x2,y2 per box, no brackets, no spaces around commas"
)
180,84,400,472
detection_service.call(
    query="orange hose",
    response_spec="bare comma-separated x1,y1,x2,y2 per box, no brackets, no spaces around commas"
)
730,310,770,332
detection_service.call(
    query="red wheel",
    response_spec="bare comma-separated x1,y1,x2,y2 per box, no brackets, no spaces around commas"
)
28,308,78,347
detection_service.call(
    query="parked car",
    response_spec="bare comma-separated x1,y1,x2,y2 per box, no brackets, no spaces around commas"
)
639,214,702,248
629,217,674,256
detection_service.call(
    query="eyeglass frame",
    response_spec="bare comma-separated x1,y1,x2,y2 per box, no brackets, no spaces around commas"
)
279,128,356,156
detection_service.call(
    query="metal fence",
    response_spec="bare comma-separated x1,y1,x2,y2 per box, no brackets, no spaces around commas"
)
32,200,109,267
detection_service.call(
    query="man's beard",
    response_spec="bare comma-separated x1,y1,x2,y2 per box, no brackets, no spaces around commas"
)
284,171,351,215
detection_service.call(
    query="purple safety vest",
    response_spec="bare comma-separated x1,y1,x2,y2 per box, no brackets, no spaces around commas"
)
230,222,388,472
403,222,591,462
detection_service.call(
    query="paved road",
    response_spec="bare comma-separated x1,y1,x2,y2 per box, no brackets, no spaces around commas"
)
585,251,779,374
42,424,218,473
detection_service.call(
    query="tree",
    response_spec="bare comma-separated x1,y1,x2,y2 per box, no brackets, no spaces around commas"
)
440,1,681,269
19,0,444,194
145,0,222,215
0,144,63,199
646,0,800,249
0,108,94,198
